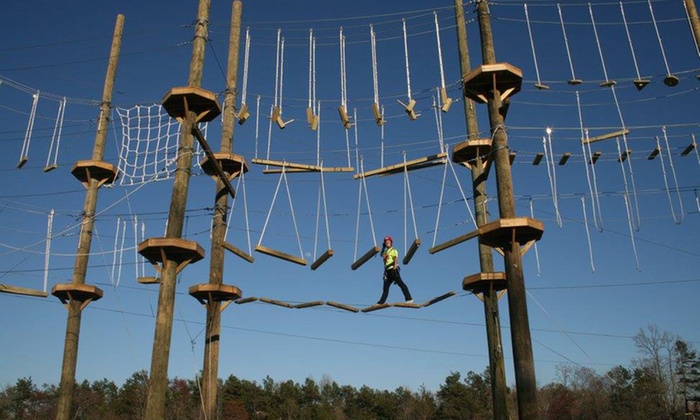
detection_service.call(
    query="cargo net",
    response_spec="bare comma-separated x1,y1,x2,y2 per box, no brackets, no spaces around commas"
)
116,104,208,186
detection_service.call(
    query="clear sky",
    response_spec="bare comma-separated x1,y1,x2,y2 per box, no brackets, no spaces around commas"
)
1,0,699,395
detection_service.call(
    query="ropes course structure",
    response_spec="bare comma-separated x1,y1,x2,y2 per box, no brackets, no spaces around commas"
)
1,2,699,410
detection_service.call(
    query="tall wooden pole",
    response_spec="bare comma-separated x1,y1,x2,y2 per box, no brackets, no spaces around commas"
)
686,0,700,56
200,2,242,419
144,1,211,418
55,14,124,420
454,2,508,418
474,1,539,418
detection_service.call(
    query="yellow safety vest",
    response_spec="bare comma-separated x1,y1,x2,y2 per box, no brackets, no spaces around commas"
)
383,247,398,269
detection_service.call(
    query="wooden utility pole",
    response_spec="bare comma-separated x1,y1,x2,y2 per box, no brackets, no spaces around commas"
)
53,14,123,420
686,0,700,57
142,0,215,418
473,0,540,418
453,1,508,418
193,1,245,419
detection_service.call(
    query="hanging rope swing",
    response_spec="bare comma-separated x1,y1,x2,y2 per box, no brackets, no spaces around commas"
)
619,2,650,91
271,29,294,129
433,11,453,112
338,27,352,129
369,24,385,126
237,27,251,124
306,29,319,131
402,152,421,264
397,18,419,120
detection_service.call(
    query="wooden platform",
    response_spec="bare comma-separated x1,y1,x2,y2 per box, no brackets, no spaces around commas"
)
462,63,523,104
392,302,421,309
200,153,248,178
51,283,103,311
353,152,447,179
583,129,629,144
430,217,544,254
462,272,507,294
138,238,205,274
0,284,48,298
189,284,242,305
71,161,118,188
255,244,307,266
161,86,221,123
452,139,492,165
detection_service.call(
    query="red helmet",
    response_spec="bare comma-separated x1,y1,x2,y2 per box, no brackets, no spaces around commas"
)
384,236,393,243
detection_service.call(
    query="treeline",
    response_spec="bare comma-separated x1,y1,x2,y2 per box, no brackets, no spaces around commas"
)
1,326,698,419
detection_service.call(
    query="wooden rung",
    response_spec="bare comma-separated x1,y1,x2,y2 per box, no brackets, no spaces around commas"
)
17,156,28,169
251,158,322,172
222,241,254,263
590,151,602,164
255,245,307,266
422,291,457,307
648,147,661,160
338,106,352,129
361,303,391,313
681,142,696,156
259,297,293,308
235,297,258,304
293,300,325,309
532,152,543,165
509,152,516,165
354,152,448,179
440,87,453,112
568,79,583,85
371,102,384,126
617,149,631,162
326,301,359,313
402,239,420,265
429,230,480,254
137,276,160,284
392,302,421,309
463,272,507,294
351,246,380,270
583,129,630,144
599,80,616,87
43,164,58,173
0,284,48,298
558,152,571,165
534,83,550,90
310,249,334,271
237,103,250,124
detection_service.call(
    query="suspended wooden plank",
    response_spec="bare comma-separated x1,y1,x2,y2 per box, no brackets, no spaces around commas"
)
361,303,391,313
429,230,480,254
392,302,421,308
293,300,325,309
422,291,457,307
0,284,48,298
509,152,516,165
235,297,258,304
582,129,630,144
262,166,354,174
251,158,323,172
558,152,571,165
402,239,420,265
255,244,307,266
338,106,352,129
222,241,254,263
354,152,447,179
375,159,447,177
532,152,543,166
617,149,631,163
681,142,696,156
259,297,293,308
326,301,359,313
351,246,380,270
589,151,602,165
647,147,661,160
310,249,334,271
599,80,616,87
236,103,250,124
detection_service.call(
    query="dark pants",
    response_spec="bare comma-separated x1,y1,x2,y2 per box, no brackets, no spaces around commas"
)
377,267,412,304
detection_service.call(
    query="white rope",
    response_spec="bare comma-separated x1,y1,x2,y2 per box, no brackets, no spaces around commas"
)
257,165,286,245
433,11,447,90
361,158,378,247
132,215,138,281
693,134,700,165
340,27,348,109
254,95,261,158
403,152,419,242
282,168,305,259
265,104,274,161
316,101,321,165
619,2,643,82
19,91,40,166
308,29,313,109
528,199,541,276
353,108,360,171
543,129,563,227
623,193,641,272
589,5,612,84
345,128,352,168
42,209,54,293
370,24,380,105
446,147,477,228
111,216,120,285
432,147,450,248
524,4,544,87
647,0,674,77
580,196,596,273
320,164,331,250
615,131,642,232
433,91,445,151
402,18,413,100
557,4,579,83
140,221,146,277
683,0,700,58
116,220,127,287
696,189,700,213
658,127,684,224
353,162,363,261
273,29,281,108
241,27,250,106
313,161,333,259
312,37,316,110
576,93,604,232
279,36,286,112
45,97,66,169
380,105,385,167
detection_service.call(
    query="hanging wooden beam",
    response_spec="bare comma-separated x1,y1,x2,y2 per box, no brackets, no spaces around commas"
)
582,129,630,144
429,230,480,254
326,301,359,313
255,244,307,266
402,239,420,265
351,246,380,270
589,151,602,164
361,303,391,313
0,284,48,298
235,297,258,304
681,142,696,156
353,152,447,179
422,291,457,307
648,147,661,160
222,241,254,263
259,297,293,308
310,249,334,270
532,152,543,166
617,149,631,162
192,126,236,200
262,166,354,174
293,300,325,309
558,152,571,165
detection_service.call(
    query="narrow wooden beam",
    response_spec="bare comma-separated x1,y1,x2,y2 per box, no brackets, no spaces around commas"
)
429,230,480,254
255,245,307,266
353,152,447,179
192,126,236,199
582,129,630,144
532,153,543,166
326,301,359,313
293,300,325,309
589,151,602,164
222,241,254,263
0,284,48,298
558,152,571,165
402,239,420,265
422,291,457,307
648,147,661,160
351,246,380,270
310,249,334,271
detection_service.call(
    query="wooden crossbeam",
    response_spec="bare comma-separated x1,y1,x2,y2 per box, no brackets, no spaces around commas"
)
354,152,447,179
0,284,48,298
255,245,307,266
326,301,359,313
222,241,254,263
251,158,323,172
351,246,380,270
583,129,629,144
402,239,420,265
310,249,334,271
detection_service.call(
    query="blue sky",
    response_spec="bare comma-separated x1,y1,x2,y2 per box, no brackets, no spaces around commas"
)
1,0,699,394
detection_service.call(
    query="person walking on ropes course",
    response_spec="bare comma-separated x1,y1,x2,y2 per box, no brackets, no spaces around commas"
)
377,236,413,304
